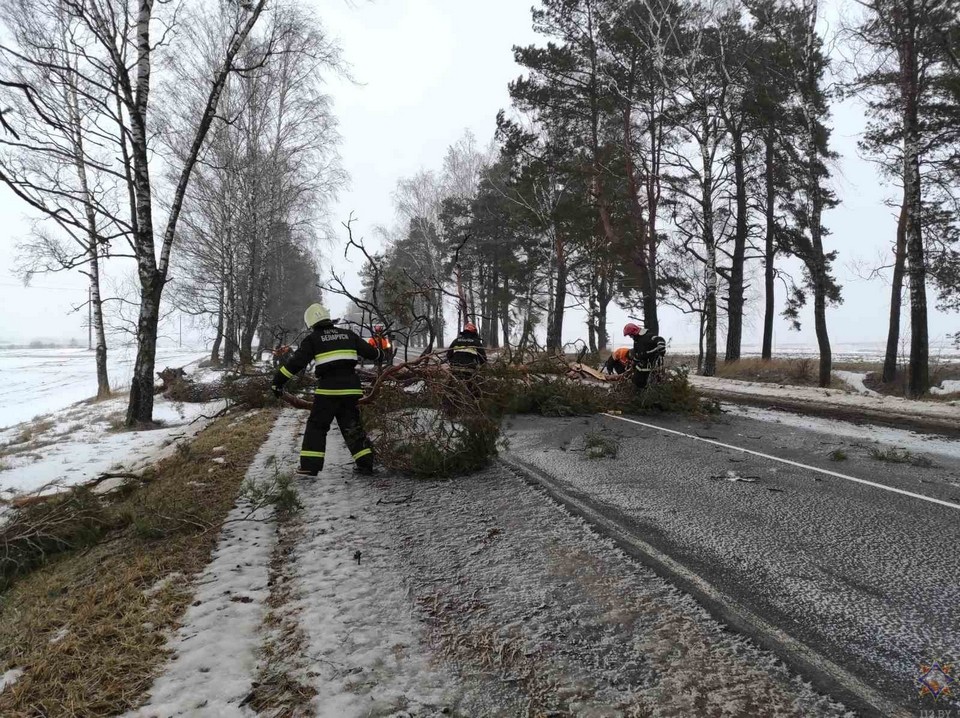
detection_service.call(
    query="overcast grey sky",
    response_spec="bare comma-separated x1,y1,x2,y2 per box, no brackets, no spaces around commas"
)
0,0,957,354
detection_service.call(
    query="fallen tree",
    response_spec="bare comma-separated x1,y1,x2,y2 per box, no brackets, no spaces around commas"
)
271,354,718,477
149,349,718,480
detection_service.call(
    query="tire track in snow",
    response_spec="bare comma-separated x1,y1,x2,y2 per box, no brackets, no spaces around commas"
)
128,409,302,718
290,430,460,717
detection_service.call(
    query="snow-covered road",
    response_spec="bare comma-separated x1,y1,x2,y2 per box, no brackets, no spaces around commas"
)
505,409,960,715
0,345,208,428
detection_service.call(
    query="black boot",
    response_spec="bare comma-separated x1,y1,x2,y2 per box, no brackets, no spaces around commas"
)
353,464,377,476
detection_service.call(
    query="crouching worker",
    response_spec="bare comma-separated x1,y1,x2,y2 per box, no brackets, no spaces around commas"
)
602,347,632,375
623,323,666,390
367,325,393,366
271,303,383,477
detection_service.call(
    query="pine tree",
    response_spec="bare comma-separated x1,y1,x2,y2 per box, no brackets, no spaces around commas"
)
853,0,960,395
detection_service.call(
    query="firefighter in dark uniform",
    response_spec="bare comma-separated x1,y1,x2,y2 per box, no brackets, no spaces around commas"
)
271,303,383,476
447,322,487,369
447,322,487,396
623,323,666,389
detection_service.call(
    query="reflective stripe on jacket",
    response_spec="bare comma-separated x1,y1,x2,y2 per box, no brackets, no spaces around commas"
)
631,333,666,367
273,321,381,392
447,331,487,367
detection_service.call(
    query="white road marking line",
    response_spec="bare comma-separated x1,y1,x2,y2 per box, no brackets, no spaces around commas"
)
504,455,910,718
602,413,960,512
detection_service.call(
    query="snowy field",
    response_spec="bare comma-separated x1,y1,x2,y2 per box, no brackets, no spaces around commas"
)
0,345,208,428
0,344,219,498
0,393,226,497
665,339,960,363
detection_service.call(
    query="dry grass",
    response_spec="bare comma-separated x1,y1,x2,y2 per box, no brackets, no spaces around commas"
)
711,357,846,387
863,361,960,400
0,407,278,717
244,490,315,717
584,431,619,459
12,418,56,446
867,446,934,468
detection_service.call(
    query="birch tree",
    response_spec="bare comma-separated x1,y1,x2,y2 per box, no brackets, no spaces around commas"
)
0,0,269,425
0,0,132,398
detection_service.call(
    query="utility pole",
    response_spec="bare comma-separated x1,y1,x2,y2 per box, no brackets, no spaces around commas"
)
88,286,92,350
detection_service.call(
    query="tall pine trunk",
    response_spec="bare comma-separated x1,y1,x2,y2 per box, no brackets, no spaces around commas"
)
813,281,832,387
901,11,929,397
700,113,718,377
882,195,908,383
587,287,598,353
904,144,928,396
623,98,659,333
725,130,748,362
762,130,776,360
597,274,610,350
808,150,832,388
501,279,511,350
546,230,567,351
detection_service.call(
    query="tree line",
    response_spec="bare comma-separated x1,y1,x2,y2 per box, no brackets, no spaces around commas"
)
362,0,960,396
0,0,957,430
0,0,342,424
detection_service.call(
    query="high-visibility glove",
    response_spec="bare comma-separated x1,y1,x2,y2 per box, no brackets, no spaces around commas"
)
271,385,283,398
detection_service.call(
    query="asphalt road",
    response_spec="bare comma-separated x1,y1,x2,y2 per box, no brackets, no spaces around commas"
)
504,407,960,717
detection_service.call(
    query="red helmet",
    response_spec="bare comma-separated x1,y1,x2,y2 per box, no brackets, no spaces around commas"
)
623,323,642,337
374,324,384,333
464,322,478,333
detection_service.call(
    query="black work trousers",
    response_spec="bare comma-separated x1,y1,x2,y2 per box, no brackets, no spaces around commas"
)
300,395,374,473
632,364,652,389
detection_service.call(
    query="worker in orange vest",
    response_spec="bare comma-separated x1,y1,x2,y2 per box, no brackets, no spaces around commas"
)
602,347,632,375
367,325,394,365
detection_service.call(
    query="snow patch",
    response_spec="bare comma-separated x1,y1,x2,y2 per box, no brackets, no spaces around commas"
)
931,379,960,396
0,668,23,695
296,459,459,718
693,375,960,424
143,573,184,599
722,404,960,461
831,370,882,397
0,395,227,497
